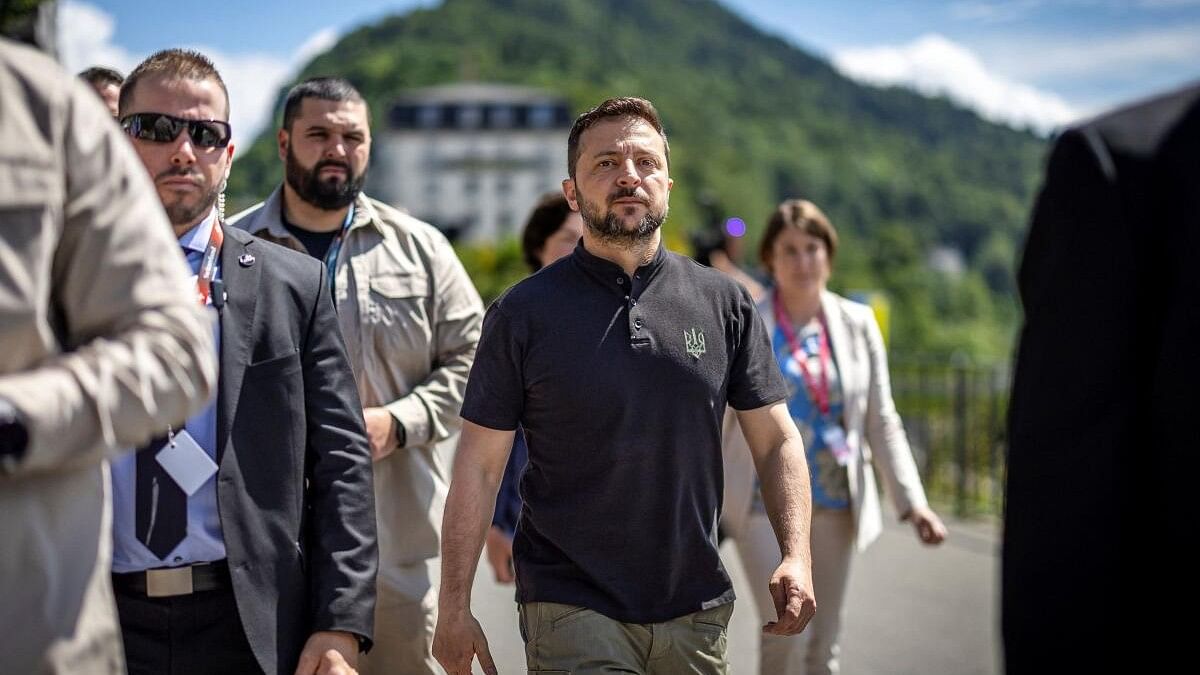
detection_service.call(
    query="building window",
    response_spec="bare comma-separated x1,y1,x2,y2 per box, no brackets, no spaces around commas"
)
418,105,441,128
490,105,514,128
458,105,482,129
529,105,554,128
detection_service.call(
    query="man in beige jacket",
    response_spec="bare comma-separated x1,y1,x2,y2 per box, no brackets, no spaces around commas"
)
232,77,483,674
0,37,217,674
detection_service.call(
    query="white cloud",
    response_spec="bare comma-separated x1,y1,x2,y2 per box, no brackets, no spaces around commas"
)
57,1,137,74
57,0,337,143
832,33,1081,133
295,28,339,66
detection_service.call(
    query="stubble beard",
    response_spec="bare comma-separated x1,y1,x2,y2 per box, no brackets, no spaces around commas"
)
157,167,219,228
579,191,668,248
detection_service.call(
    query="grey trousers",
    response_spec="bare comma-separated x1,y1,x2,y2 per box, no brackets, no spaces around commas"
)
519,601,734,675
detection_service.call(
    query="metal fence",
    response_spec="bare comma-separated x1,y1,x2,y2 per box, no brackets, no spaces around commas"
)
888,358,1009,518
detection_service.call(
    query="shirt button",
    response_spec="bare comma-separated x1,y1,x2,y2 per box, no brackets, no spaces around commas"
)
617,277,625,285
634,319,643,329
173,556,182,563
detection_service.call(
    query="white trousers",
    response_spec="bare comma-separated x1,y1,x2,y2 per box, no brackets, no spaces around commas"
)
734,509,856,675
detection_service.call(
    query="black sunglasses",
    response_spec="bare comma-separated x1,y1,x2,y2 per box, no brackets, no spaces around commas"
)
120,112,232,149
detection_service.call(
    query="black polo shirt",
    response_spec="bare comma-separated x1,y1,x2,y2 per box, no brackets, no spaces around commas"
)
460,241,786,623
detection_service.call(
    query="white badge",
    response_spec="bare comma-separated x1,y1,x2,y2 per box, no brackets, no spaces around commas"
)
822,424,852,467
155,429,218,496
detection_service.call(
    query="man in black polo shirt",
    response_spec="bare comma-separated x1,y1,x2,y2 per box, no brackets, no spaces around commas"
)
434,97,816,674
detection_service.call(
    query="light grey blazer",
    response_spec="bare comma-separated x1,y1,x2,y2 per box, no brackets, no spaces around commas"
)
721,291,928,552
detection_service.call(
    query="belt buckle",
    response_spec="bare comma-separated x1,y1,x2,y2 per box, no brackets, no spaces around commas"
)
146,566,193,597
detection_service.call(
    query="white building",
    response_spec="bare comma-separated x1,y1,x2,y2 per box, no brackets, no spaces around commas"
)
368,83,572,242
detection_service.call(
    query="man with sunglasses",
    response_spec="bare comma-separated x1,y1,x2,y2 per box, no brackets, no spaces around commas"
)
233,77,483,675
111,49,377,675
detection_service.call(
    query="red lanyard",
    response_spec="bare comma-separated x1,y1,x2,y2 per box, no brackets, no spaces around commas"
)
773,290,832,416
195,220,224,306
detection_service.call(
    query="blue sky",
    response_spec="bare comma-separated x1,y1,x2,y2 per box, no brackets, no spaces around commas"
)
61,0,1200,141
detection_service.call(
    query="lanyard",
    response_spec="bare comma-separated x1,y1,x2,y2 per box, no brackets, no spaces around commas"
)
322,204,355,294
772,289,832,417
195,220,224,306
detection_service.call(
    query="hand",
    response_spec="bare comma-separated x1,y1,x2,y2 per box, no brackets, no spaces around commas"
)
433,610,497,675
293,631,359,675
906,505,948,545
363,407,396,461
763,558,817,636
484,526,515,584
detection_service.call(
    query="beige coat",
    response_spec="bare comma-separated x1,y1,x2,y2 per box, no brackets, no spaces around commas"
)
0,39,216,673
721,291,928,552
232,188,483,599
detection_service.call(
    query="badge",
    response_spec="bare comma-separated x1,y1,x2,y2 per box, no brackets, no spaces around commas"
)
821,424,852,467
155,429,218,496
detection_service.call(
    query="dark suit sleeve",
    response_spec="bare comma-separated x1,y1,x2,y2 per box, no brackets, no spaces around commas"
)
300,268,377,647
1004,127,1127,669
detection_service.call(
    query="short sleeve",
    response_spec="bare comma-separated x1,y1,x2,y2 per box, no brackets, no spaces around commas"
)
459,298,525,430
726,287,787,410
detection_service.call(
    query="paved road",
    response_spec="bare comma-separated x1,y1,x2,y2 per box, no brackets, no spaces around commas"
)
469,510,1000,674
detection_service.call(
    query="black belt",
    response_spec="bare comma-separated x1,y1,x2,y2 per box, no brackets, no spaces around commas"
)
112,560,231,598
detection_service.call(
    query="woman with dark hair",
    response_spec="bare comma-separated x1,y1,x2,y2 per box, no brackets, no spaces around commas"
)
520,193,584,273
722,199,946,674
483,193,583,583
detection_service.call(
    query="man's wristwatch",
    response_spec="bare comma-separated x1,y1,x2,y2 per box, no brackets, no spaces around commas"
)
0,396,30,472
394,419,406,448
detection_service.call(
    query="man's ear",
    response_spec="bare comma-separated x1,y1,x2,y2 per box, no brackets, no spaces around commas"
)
562,178,580,211
277,128,289,162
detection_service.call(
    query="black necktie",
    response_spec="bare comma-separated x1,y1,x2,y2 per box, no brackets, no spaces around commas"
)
135,434,188,560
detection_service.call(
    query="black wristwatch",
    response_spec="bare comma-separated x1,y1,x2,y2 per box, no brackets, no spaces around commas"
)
394,419,407,448
0,396,30,472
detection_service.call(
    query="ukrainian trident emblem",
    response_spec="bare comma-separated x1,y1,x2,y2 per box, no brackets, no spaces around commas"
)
684,328,706,359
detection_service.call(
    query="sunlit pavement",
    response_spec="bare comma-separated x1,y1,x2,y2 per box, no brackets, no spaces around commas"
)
470,509,1000,674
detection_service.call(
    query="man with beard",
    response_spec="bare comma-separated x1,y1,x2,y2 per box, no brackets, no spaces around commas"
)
111,50,376,675
433,97,816,675
232,77,484,675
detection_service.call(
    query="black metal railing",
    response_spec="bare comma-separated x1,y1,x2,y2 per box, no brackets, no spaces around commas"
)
888,358,1009,518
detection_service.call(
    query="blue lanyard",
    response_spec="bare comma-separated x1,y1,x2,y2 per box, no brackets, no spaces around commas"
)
323,204,355,294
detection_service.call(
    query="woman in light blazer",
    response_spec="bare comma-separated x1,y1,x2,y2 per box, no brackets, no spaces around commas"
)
722,199,947,675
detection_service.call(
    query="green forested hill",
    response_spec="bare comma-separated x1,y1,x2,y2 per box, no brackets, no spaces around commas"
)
227,0,1047,360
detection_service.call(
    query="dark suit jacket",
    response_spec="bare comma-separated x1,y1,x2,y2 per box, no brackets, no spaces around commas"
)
216,226,376,675
1005,83,1200,673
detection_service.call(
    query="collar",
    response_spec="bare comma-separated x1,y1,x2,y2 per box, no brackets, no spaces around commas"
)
571,238,670,298
572,238,668,275
177,208,218,255
245,185,380,240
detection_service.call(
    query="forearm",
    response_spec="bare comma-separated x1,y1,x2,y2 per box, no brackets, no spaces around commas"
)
754,433,812,565
440,444,506,613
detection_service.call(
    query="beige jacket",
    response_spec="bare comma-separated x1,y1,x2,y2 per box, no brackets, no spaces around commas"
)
0,39,217,673
722,291,928,552
232,188,483,597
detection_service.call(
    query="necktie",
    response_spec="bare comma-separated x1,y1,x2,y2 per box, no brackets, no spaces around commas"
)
134,434,188,560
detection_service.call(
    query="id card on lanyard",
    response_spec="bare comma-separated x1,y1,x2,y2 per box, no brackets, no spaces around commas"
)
773,290,852,466
195,219,224,306
322,204,355,296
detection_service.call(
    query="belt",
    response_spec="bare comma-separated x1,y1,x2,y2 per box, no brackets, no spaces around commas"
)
112,560,231,598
